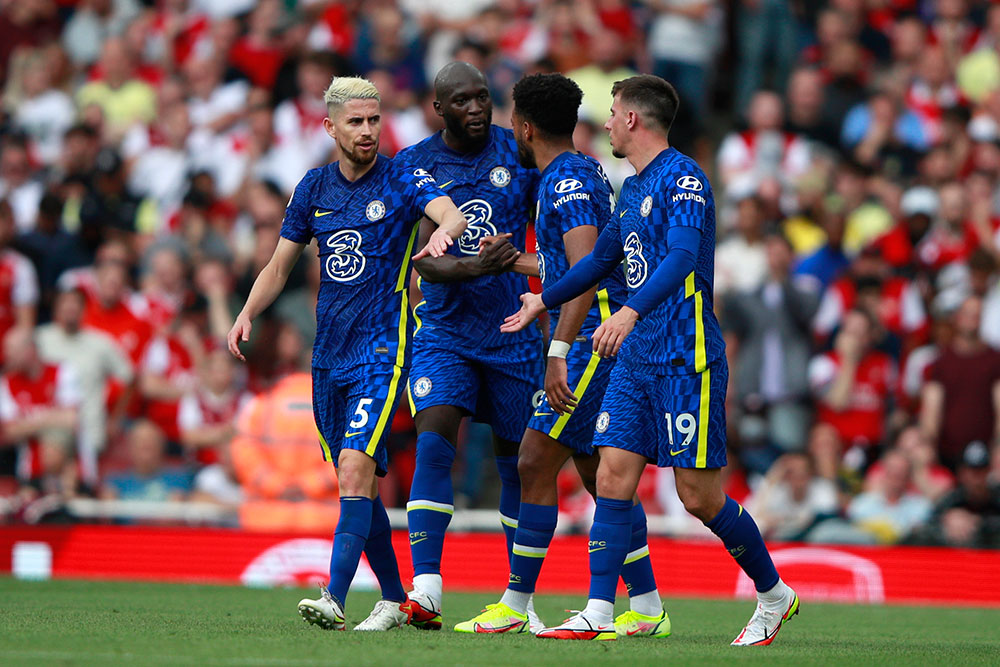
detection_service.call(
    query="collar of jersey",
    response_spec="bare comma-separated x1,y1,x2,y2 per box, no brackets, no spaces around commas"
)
331,154,385,188
635,147,677,182
540,150,580,177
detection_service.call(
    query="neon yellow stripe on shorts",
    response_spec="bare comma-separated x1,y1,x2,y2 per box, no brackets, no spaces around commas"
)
549,351,602,440
696,367,711,468
365,226,419,457
317,428,333,462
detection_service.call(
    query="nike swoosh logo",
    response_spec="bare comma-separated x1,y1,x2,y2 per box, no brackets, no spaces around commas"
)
344,432,365,438
669,448,689,456
315,210,333,217
619,209,628,217
409,537,428,545
588,547,606,554
533,410,554,417
626,628,641,636
438,180,454,189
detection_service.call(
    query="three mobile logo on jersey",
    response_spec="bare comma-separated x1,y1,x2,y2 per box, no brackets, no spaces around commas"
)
457,199,498,255
623,232,648,288
325,230,366,282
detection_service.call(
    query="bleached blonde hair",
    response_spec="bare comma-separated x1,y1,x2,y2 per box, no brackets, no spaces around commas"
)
323,76,380,115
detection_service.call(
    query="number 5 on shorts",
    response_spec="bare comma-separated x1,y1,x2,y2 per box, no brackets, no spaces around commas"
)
350,398,373,428
665,412,696,455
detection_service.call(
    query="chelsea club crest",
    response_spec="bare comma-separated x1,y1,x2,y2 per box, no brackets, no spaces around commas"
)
366,200,386,221
413,376,433,397
489,166,511,188
640,195,653,217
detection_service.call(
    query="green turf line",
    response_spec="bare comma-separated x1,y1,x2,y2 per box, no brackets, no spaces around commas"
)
1,579,998,665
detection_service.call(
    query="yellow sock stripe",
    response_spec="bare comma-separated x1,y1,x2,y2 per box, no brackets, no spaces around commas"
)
512,544,548,558
500,514,518,529
597,288,611,322
406,499,455,514
317,428,333,463
549,351,602,439
696,367,711,468
684,271,695,298
622,545,650,565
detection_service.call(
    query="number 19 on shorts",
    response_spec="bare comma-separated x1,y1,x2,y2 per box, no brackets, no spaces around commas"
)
664,412,697,455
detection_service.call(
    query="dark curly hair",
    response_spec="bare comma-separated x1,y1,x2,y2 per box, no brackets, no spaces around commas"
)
511,73,583,138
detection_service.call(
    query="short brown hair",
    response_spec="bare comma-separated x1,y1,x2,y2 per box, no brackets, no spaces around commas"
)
611,75,680,136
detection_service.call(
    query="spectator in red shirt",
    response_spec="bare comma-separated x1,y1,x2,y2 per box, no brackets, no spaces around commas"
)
869,185,938,273
809,309,898,480
81,259,153,366
177,347,251,465
920,295,1000,469
0,199,38,364
916,181,983,272
0,326,79,481
228,0,286,89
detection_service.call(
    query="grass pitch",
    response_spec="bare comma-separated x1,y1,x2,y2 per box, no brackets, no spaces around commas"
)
1,579,998,665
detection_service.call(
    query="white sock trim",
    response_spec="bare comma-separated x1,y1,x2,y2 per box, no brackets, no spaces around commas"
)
629,590,663,617
582,599,614,625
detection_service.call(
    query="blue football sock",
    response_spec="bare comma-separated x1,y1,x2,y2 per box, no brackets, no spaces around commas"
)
620,501,657,598
507,503,558,595
495,455,521,566
327,496,373,608
587,497,633,604
407,431,456,577
705,496,779,593
364,496,406,603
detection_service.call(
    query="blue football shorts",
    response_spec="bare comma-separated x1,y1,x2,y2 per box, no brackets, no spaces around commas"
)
592,358,728,469
312,363,407,477
526,340,614,456
407,334,544,443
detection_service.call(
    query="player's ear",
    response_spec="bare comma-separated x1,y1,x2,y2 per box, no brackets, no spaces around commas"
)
433,99,443,117
626,110,637,130
323,116,336,140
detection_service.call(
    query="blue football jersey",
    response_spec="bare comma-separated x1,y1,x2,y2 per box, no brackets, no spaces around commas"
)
615,148,725,375
396,126,540,351
534,151,626,336
280,155,443,370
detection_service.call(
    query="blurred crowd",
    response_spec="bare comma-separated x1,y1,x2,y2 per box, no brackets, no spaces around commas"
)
0,0,999,548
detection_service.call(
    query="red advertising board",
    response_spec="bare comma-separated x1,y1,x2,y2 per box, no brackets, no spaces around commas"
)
2,526,998,607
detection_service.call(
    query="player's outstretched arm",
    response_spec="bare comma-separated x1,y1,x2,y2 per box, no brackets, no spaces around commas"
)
545,225,600,413
227,237,306,361
592,226,699,358
412,196,469,260
539,223,624,311
412,218,520,283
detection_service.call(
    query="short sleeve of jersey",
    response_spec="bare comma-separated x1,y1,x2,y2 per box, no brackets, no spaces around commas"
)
395,163,443,216
657,166,709,232
544,171,603,238
279,170,317,244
